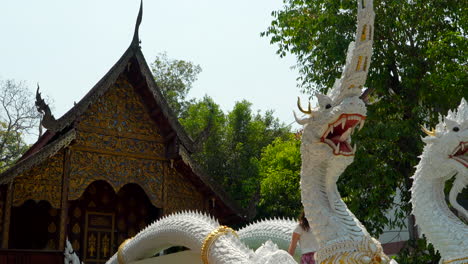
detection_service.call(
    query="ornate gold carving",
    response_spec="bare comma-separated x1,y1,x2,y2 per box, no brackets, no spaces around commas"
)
201,226,238,264
102,234,110,258
90,216,111,227
13,150,64,208
164,164,206,215
84,212,115,262
88,233,97,257
74,132,165,160
78,76,163,139
48,222,57,233
72,223,81,234
361,24,367,41
69,151,163,208
356,56,363,71
89,201,96,208
72,240,80,251
73,207,81,218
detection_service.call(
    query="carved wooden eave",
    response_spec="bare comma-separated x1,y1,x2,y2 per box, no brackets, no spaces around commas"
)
0,129,76,185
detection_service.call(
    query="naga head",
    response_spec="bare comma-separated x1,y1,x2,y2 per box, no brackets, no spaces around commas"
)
294,0,374,162
295,92,366,159
418,98,468,220
419,98,468,177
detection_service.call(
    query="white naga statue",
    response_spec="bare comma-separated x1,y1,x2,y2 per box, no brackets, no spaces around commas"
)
412,98,468,264
294,0,393,263
64,239,83,264
107,212,297,264
106,0,394,263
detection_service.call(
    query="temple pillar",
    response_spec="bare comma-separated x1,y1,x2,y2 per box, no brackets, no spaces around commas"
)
2,183,13,248
59,149,72,251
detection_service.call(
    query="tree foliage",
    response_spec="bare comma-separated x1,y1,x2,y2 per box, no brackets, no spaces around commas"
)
180,98,291,213
262,0,467,259
150,53,293,214
257,134,302,219
151,52,202,117
0,80,40,171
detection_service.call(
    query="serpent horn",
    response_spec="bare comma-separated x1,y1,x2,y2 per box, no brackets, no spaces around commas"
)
297,97,312,114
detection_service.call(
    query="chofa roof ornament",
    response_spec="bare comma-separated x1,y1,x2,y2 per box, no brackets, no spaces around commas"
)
131,0,143,49
35,84,58,131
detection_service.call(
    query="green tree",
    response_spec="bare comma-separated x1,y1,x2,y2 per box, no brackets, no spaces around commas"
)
151,52,202,117
180,99,291,213
152,52,293,215
262,0,467,260
0,80,41,171
179,95,227,184
257,134,302,219
223,101,290,211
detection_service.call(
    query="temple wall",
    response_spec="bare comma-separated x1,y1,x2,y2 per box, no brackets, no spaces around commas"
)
164,167,207,215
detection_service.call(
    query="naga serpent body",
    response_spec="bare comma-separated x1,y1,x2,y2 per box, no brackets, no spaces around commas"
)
411,99,468,264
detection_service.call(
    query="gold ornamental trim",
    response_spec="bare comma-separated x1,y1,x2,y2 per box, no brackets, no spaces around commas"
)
443,256,468,264
201,225,238,264
70,145,168,161
117,238,133,264
78,125,164,142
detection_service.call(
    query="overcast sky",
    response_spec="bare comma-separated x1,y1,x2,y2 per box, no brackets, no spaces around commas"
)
1,0,307,139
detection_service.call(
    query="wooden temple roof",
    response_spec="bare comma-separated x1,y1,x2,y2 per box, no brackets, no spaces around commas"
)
0,3,247,222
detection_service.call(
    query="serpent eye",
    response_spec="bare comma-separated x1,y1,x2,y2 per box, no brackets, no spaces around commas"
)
453,127,459,132
325,104,332,109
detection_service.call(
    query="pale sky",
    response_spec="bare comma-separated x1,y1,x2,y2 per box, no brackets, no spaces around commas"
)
0,0,306,139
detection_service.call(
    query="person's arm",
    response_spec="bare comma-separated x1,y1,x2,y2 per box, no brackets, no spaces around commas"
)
288,232,300,256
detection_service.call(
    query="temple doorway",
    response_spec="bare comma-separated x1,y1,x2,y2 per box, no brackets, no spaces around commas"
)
68,180,160,263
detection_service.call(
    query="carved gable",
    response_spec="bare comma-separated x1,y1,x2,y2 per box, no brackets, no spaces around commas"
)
77,74,164,141
69,74,167,207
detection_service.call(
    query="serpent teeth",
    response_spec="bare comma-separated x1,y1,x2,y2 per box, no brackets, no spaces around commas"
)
359,119,365,131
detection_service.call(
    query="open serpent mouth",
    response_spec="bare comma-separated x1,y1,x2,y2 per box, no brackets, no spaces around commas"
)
321,114,366,156
450,142,468,168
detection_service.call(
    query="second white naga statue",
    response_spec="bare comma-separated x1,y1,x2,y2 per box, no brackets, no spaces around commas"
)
412,99,468,264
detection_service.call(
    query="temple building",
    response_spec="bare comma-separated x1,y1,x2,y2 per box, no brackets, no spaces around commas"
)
0,5,245,264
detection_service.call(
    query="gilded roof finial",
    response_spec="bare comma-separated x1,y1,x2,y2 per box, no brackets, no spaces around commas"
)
131,0,143,48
